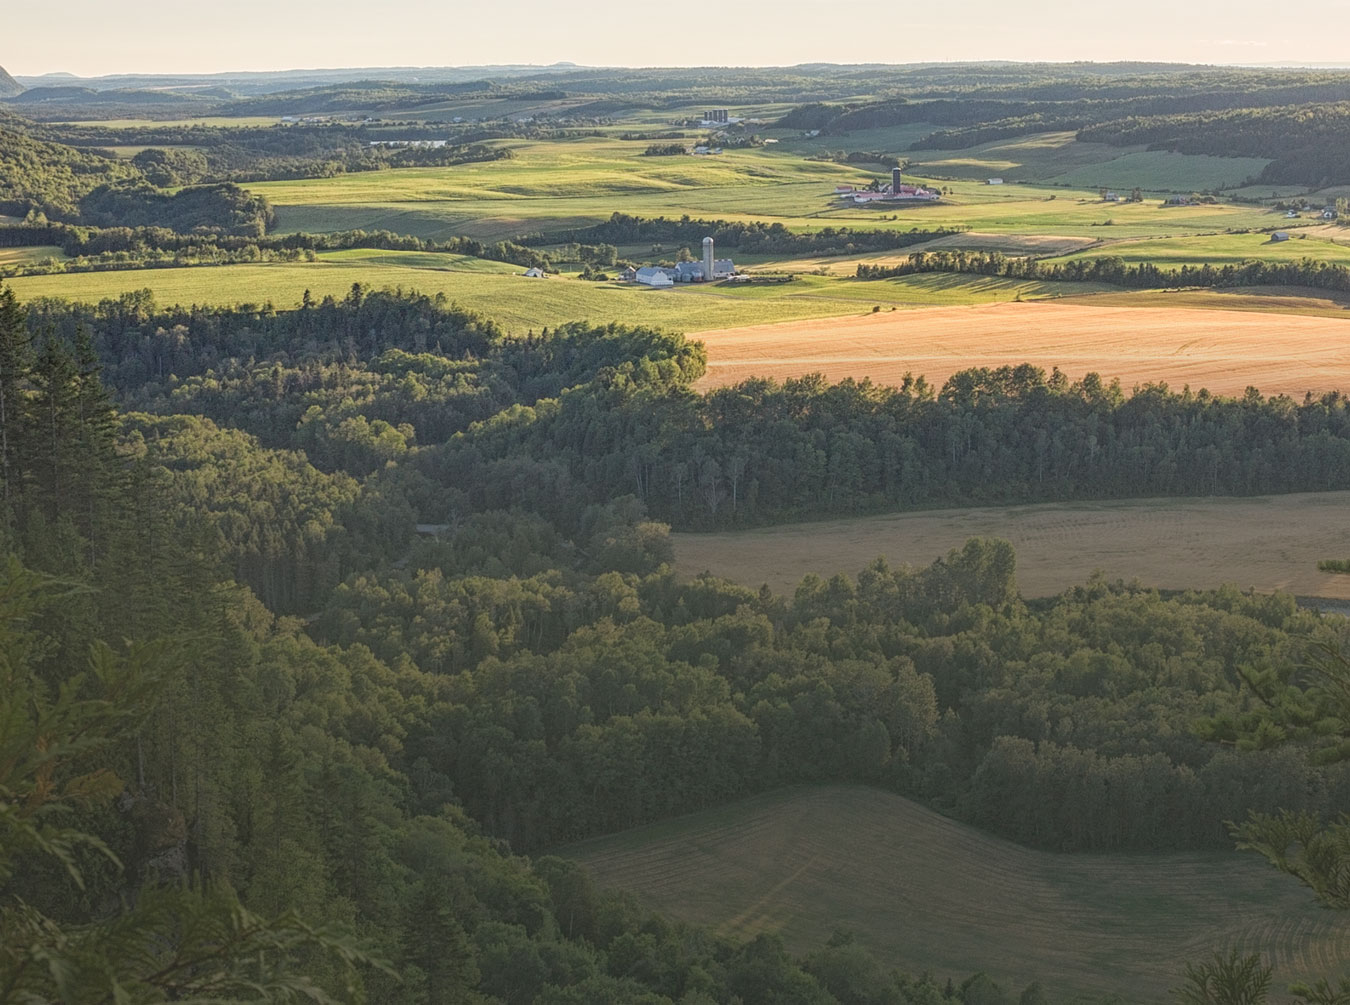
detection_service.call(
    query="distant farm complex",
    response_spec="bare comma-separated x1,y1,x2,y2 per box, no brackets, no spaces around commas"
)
837,168,941,204
625,236,736,287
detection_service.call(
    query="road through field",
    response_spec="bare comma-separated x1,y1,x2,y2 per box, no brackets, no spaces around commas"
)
691,300,1350,398
562,785,1350,1001
675,491,1350,600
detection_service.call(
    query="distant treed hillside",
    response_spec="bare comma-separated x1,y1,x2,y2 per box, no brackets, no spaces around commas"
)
777,75,1350,185
1079,103,1350,186
0,126,142,217
0,64,21,98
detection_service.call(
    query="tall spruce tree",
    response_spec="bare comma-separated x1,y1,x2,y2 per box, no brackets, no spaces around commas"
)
0,283,31,515
29,328,80,524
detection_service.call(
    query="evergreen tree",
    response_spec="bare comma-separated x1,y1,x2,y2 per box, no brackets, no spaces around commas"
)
28,328,80,523
0,283,31,515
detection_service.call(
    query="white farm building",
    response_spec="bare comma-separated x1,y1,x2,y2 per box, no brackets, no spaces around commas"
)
634,267,675,287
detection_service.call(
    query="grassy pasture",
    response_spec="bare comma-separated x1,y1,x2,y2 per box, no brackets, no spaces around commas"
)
1053,231,1350,268
768,122,939,154
1074,286,1350,319
674,491,1350,601
51,116,283,128
1046,150,1272,192
910,132,1131,182
5,256,1076,332
0,246,67,267
562,785,1350,1001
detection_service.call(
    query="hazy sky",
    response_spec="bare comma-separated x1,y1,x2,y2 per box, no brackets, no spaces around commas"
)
7,0,1350,76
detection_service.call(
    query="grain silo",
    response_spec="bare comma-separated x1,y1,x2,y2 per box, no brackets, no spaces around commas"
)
702,236,715,282
892,167,903,195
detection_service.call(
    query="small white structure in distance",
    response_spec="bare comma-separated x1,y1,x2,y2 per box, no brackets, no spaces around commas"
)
1271,231,1291,242
986,178,1004,185
522,267,546,278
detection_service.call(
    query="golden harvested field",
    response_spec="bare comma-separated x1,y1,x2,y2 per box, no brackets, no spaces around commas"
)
692,300,1350,398
675,491,1350,600
563,785,1350,1001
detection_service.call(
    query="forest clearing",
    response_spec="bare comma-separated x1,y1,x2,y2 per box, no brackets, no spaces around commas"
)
675,490,1350,599
563,785,1350,1001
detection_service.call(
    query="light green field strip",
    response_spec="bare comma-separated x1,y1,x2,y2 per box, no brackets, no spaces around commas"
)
6,256,1083,332
0,246,67,267
1052,230,1350,267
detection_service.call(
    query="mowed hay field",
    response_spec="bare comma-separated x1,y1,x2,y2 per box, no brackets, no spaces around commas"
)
675,491,1350,600
562,785,1350,1001
692,300,1350,398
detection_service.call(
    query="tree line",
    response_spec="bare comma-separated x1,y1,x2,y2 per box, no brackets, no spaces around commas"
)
534,211,961,255
856,247,1350,293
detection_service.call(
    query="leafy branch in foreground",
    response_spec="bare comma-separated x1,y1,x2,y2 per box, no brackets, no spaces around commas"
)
0,557,389,1004
1174,949,1272,1005
1179,640,1350,1002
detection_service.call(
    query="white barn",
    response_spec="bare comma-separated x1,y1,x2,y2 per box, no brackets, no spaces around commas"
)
635,267,675,287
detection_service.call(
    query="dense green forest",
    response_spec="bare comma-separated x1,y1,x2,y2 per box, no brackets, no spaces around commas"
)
6,264,1350,999
1078,103,1350,186
533,212,956,253
7,56,1350,1002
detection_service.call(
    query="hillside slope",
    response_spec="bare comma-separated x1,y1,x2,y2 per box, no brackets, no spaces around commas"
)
0,65,22,98
562,785,1350,1001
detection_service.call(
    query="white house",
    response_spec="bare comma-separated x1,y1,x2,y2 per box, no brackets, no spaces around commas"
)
634,267,675,287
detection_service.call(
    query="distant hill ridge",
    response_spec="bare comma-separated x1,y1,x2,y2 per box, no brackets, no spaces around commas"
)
0,65,22,98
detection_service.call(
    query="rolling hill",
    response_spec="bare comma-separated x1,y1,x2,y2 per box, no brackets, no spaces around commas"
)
0,64,22,99
561,785,1350,1002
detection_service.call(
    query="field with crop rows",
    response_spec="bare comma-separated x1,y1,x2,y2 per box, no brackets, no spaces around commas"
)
563,785,1350,1001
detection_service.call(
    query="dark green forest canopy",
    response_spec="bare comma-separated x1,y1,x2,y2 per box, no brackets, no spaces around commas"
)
4,186,1350,1000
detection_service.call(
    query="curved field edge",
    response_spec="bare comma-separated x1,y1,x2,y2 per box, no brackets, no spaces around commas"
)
559,784,1350,1002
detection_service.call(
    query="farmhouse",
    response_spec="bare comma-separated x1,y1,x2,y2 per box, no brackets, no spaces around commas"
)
1325,208,1340,220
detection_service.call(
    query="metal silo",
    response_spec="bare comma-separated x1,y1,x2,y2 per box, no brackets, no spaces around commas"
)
702,236,715,281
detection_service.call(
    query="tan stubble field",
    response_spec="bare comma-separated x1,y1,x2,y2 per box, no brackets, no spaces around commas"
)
675,491,1350,600
691,300,1350,397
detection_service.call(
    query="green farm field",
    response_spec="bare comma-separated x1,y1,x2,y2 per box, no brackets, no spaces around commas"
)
0,245,66,268
3,252,1088,331
562,785,1350,1001
244,134,1288,243
1055,230,1350,268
